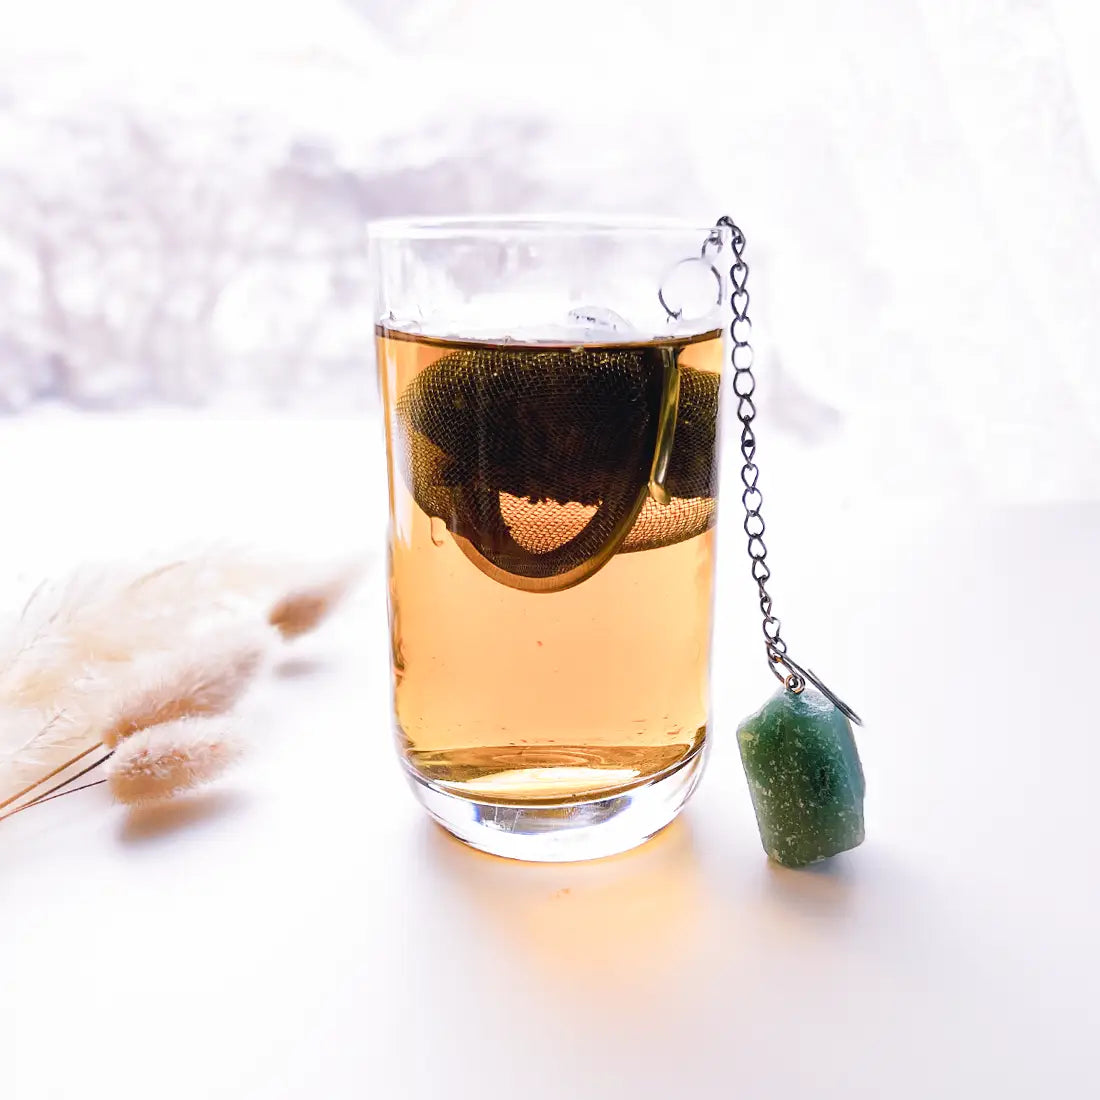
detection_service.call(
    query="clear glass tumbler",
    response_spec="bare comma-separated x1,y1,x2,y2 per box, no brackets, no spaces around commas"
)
369,216,729,861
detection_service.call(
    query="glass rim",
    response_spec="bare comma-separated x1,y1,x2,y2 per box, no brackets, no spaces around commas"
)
366,213,726,240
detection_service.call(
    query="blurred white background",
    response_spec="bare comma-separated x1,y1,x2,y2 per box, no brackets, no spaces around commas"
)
1,0,1097,502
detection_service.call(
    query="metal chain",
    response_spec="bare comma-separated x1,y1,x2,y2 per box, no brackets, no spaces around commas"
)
659,217,863,722
708,217,803,692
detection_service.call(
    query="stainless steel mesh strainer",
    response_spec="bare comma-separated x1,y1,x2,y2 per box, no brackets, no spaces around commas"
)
395,340,719,592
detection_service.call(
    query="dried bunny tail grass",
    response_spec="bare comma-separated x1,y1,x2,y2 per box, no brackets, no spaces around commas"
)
107,716,245,805
269,562,363,640
0,624,267,807
0,549,309,711
0,551,362,807
100,625,272,748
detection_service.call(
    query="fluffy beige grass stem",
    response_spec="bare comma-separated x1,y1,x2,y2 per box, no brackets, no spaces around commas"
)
107,717,243,805
268,565,359,640
1,552,363,820
0,551,326,793
101,627,268,748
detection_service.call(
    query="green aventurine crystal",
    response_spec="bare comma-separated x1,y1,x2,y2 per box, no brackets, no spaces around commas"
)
737,687,865,868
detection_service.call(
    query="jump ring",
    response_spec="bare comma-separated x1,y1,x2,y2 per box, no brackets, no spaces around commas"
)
657,257,722,320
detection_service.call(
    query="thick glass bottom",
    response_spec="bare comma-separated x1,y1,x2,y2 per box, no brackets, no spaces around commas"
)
407,741,706,862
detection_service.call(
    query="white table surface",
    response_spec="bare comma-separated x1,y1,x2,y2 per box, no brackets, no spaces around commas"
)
1,413,1092,1099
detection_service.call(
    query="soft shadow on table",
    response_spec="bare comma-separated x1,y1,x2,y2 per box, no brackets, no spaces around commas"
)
418,816,714,988
119,788,248,844
757,850,862,920
273,655,330,680
730,843,949,967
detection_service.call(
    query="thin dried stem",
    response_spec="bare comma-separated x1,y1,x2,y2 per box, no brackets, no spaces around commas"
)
0,750,112,822
0,741,100,813
0,778,107,819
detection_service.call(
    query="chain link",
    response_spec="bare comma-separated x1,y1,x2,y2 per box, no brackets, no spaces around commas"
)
713,217,804,692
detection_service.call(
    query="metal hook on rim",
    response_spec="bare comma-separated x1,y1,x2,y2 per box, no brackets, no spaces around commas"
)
769,652,864,726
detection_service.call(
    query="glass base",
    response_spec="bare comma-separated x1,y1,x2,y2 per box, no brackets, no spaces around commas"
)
407,743,706,862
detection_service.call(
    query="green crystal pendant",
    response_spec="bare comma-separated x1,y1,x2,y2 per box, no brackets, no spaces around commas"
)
737,687,866,868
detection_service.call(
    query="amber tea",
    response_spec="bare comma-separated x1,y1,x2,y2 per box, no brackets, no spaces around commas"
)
378,324,724,817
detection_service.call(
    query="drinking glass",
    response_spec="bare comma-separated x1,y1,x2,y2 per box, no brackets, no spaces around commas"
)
369,216,729,861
